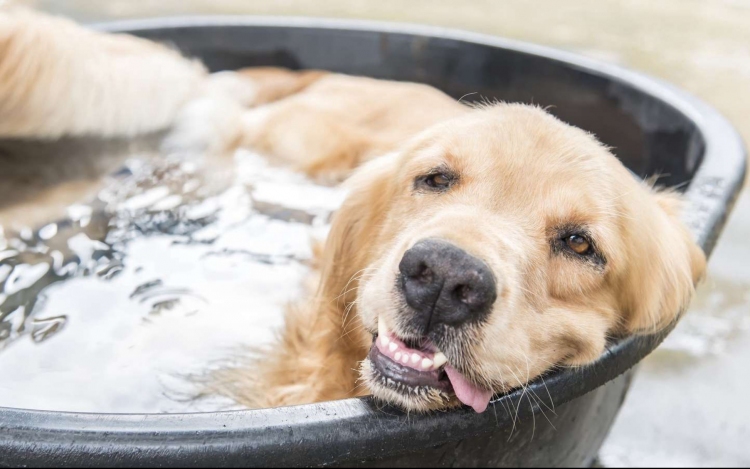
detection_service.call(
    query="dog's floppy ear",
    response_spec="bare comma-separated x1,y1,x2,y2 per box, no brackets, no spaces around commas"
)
618,189,706,333
318,153,399,302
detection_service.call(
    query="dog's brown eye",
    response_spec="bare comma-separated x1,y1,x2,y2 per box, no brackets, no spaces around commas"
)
554,228,605,267
430,174,450,186
415,171,455,192
566,234,591,255
424,173,451,189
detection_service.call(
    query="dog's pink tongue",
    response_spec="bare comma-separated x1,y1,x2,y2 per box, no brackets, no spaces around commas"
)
444,365,492,413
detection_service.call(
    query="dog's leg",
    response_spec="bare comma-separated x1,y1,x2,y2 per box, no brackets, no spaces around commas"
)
229,69,382,180
230,67,329,106
237,104,376,182
161,67,363,178
0,7,206,139
167,97,375,181
159,67,325,157
165,67,378,179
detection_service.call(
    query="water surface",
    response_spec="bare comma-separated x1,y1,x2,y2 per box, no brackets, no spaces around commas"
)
0,149,345,413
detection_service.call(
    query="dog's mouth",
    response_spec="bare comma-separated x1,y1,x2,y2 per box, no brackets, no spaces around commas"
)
367,317,493,413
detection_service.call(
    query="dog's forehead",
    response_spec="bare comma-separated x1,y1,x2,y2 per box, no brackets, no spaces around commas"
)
440,113,620,189
422,106,613,173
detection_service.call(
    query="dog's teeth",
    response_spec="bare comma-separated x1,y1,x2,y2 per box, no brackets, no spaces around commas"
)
411,353,421,364
388,342,398,353
395,352,402,361
432,352,448,368
379,335,390,347
421,358,433,369
401,354,410,364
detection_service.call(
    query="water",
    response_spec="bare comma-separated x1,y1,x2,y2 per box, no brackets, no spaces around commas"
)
0,149,346,413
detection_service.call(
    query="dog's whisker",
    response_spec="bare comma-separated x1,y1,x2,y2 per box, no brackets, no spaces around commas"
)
520,353,557,427
504,365,526,439
341,300,356,326
338,318,368,341
488,363,514,420
333,267,379,305
537,374,557,416
528,391,537,442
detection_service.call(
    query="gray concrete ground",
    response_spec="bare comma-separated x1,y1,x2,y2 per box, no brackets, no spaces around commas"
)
22,0,750,466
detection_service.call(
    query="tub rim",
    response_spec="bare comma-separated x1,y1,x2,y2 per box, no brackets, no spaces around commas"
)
0,16,746,467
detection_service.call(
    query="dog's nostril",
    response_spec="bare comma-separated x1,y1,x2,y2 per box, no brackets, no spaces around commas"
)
417,265,433,284
453,284,473,304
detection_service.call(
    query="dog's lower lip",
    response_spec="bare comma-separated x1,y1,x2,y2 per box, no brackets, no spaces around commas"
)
368,340,453,393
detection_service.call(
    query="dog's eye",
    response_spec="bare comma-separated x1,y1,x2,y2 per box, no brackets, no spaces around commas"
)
426,174,450,187
565,234,592,255
416,172,454,191
553,228,605,267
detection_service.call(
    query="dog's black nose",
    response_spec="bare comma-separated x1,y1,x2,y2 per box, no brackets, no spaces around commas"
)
398,238,497,332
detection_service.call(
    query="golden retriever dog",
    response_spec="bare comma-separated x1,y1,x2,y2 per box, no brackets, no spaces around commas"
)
196,69,706,413
1,7,706,414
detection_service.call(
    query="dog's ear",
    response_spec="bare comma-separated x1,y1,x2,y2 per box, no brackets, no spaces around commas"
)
318,153,399,303
618,189,706,333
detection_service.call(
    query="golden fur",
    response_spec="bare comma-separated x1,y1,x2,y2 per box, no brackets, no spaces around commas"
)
0,5,206,139
195,69,706,411
0,9,706,412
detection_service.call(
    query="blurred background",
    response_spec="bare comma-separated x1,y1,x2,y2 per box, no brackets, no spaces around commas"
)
19,0,750,466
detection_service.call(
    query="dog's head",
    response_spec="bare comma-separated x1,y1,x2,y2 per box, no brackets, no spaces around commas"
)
322,104,705,413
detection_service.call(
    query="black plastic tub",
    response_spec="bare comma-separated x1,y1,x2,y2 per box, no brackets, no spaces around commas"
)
0,17,745,468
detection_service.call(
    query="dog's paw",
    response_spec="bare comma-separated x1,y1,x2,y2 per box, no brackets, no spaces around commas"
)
161,95,244,157
161,71,266,157
205,71,261,107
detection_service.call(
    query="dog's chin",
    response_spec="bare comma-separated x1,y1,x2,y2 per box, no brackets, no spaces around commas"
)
360,343,460,413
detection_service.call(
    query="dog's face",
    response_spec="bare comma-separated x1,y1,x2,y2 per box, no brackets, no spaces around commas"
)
322,104,705,413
